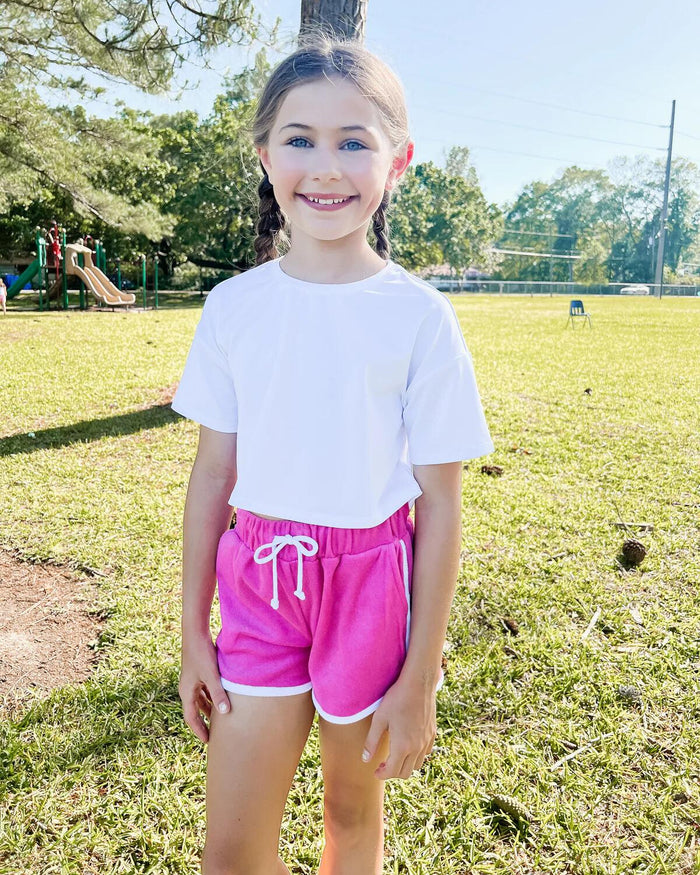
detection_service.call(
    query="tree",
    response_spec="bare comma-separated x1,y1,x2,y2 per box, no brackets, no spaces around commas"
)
390,152,501,275
152,57,271,269
299,0,368,40
0,1,260,232
496,156,700,285
2,1,259,93
498,168,610,282
603,155,700,282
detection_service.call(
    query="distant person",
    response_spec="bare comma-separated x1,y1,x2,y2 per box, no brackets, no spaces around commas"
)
171,37,493,875
46,221,62,269
0,277,6,315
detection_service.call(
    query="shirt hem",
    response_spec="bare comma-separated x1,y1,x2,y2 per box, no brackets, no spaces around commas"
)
231,489,423,529
409,441,494,466
170,402,238,433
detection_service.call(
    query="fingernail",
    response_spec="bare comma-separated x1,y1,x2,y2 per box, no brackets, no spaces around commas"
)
218,702,228,714
362,749,371,762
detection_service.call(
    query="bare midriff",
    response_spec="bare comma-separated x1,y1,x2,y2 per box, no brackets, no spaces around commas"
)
247,511,288,521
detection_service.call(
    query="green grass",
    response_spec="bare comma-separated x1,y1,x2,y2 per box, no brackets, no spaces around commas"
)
1,294,699,874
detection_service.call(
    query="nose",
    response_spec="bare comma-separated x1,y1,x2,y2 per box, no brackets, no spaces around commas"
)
311,145,342,182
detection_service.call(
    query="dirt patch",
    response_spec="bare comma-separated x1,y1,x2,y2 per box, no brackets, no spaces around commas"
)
0,550,102,712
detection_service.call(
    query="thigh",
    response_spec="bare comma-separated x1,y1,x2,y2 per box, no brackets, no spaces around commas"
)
318,714,389,817
204,691,315,873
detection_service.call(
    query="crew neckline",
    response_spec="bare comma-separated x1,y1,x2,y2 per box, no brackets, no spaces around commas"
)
273,257,393,290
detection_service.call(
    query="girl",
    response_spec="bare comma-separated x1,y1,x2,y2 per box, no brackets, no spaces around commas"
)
172,36,493,875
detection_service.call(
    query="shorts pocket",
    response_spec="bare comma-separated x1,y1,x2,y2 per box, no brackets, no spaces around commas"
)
215,528,241,591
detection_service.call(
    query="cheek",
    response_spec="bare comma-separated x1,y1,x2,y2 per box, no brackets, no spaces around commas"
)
268,150,306,189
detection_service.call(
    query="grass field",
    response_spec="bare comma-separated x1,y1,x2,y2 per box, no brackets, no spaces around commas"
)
1,294,699,874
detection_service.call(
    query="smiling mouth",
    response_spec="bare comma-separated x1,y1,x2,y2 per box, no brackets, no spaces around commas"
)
298,194,356,208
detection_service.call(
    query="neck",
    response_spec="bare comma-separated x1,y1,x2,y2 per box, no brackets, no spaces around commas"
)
280,231,387,284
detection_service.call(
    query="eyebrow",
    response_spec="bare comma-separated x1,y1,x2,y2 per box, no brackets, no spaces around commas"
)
278,124,372,133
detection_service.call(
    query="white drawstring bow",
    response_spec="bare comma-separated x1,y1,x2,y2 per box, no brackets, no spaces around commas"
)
253,534,319,610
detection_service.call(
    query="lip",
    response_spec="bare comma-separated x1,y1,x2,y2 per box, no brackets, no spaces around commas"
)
297,193,357,211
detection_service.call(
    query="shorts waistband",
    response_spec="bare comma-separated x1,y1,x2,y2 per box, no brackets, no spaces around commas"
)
234,503,412,558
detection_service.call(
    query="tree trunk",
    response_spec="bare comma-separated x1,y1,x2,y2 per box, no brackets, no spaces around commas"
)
299,0,368,41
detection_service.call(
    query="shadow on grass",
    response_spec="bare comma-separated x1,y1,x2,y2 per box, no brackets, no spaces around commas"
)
0,404,181,457
7,291,205,314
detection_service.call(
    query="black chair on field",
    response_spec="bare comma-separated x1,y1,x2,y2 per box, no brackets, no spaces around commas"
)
566,299,592,328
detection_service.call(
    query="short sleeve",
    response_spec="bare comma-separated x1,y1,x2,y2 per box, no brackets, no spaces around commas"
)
403,296,493,464
171,290,238,433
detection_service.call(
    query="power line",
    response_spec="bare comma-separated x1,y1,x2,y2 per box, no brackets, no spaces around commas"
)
448,84,667,130
419,136,609,168
413,103,666,151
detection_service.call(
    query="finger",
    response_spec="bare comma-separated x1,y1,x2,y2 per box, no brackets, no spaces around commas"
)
182,701,210,744
399,757,416,780
376,742,408,779
419,738,435,767
206,675,231,716
197,691,212,719
362,713,389,764
380,752,413,781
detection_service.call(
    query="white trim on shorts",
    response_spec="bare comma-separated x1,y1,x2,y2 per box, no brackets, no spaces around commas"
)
312,693,384,725
220,678,313,696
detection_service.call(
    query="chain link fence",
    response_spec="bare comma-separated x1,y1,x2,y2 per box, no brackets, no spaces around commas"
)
427,279,700,297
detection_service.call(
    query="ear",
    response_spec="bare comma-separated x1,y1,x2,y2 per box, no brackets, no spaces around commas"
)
256,146,272,182
385,141,414,191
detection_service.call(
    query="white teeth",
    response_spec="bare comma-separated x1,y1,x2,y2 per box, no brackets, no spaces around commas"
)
306,196,350,204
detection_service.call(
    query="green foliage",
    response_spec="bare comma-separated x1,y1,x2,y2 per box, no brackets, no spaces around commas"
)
0,0,260,238
390,147,502,274
498,158,700,284
1,1,259,94
152,59,272,267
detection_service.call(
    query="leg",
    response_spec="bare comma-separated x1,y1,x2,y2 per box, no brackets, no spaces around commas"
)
317,715,390,875
203,690,315,875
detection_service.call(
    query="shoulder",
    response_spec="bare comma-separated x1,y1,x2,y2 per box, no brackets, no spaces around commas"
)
385,262,463,333
386,262,456,314
203,259,278,313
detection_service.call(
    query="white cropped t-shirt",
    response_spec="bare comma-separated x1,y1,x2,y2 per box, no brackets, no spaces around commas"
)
172,258,493,528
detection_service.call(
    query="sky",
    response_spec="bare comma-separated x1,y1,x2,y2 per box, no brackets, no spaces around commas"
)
87,0,700,209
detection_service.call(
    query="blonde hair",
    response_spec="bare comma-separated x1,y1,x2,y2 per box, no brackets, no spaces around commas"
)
251,36,410,265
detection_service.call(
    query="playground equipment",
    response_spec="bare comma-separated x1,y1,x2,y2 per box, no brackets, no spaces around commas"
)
3,226,161,310
64,242,135,307
6,233,47,303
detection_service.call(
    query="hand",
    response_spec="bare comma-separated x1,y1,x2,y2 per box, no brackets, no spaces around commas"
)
362,674,437,780
179,633,230,743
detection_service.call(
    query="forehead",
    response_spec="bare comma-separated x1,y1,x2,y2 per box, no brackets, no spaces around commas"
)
274,78,388,137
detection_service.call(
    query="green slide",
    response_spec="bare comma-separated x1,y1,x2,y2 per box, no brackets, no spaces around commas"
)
7,258,41,299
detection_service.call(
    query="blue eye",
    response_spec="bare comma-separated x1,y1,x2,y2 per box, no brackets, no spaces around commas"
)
287,137,312,148
342,140,366,151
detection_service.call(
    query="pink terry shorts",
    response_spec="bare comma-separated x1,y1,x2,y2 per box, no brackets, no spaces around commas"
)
214,503,414,724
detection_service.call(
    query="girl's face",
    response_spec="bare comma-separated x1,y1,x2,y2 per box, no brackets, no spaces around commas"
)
257,78,413,250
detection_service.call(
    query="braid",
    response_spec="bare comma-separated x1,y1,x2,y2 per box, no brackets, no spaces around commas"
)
372,190,392,260
254,170,287,265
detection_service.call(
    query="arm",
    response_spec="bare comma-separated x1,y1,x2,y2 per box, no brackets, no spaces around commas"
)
179,425,238,743
363,461,462,779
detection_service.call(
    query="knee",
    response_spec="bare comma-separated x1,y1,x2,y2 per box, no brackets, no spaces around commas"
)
201,839,268,875
324,787,382,836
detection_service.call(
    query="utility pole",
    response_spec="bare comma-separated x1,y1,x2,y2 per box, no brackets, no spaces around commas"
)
654,99,676,299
